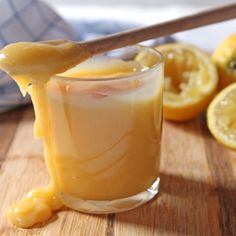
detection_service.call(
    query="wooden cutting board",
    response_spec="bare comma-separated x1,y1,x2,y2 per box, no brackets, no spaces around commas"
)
0,106,235,236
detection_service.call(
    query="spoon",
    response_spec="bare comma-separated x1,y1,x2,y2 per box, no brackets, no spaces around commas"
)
82,3,236,55
1,3,236,79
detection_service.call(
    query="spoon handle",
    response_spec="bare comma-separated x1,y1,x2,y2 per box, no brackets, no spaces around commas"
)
84,3,236,54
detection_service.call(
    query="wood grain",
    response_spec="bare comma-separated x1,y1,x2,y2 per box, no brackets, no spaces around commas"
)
0,107,235,236
0,107,24,168
201,118,236,236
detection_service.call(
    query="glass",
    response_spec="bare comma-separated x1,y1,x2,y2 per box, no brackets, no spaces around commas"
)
45,45,163,213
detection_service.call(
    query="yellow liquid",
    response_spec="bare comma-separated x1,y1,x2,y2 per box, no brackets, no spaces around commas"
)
0,41,162,228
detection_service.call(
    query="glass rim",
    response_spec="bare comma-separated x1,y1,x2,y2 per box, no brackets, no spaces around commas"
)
53,45,164,82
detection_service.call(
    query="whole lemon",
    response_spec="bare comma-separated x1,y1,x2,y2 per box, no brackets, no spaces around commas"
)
212,33,236,89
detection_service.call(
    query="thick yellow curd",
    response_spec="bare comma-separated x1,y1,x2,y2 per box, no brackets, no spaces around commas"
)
0,41,162,228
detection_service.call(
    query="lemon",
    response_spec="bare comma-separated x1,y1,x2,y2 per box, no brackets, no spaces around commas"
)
135,48,160,68
207,82,236,150
212,33,236,89
155,43,218,121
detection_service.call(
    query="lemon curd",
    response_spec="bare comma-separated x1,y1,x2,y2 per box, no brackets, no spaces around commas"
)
0,41,163,228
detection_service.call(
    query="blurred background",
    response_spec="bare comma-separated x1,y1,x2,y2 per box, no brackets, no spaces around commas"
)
42,0,236,51
1,0,236,112
45,0,235,6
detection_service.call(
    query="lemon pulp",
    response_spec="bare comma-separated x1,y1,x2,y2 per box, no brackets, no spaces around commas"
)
155,43,218,121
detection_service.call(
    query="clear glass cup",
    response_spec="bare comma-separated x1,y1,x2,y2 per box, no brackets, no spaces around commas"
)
45,45,163,213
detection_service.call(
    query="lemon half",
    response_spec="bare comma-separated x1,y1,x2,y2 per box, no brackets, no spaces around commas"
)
155,43,218,121
207,82,236,150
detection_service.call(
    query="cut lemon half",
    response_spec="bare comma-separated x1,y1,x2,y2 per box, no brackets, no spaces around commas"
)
207,82,236,150
155,43,218,121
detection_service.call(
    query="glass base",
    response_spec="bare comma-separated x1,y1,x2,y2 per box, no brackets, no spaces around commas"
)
60,177,160,214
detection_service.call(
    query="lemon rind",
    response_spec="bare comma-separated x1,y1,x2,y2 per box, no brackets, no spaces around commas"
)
156,43,218,120
207,82,236,150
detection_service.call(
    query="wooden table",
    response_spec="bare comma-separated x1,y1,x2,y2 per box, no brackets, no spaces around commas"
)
0,106,235,236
